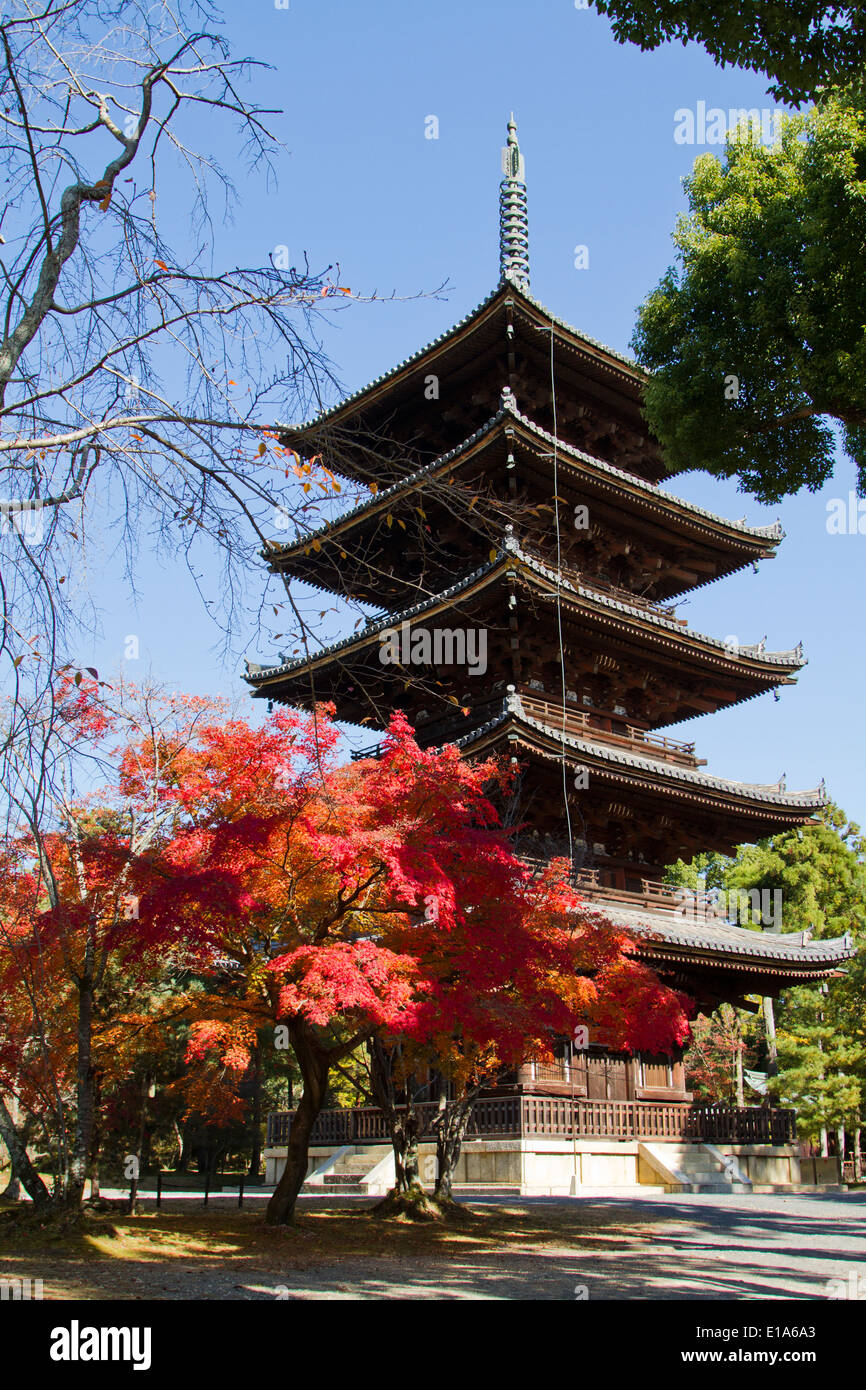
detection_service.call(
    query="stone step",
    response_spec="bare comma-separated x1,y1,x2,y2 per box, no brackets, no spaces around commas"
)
659,1145,717,1155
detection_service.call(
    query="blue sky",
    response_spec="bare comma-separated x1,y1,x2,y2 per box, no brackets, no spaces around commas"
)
85,0,865,825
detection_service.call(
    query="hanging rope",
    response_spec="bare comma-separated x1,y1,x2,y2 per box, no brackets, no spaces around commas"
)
546,322,575,869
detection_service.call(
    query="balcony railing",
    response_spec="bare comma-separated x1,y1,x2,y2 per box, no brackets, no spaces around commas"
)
266,1098,796,1148
577,574,686,624
518,694,703,768
350,697,704,770
517,861,721,917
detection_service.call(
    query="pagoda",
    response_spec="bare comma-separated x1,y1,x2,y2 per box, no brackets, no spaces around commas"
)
249,120,853,1141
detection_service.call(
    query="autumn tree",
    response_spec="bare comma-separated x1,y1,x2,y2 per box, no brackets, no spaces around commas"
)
152,707,537,1226
0,673,227,1205
361,855,690,1213
159,706,691,1223
685,1005,759,1107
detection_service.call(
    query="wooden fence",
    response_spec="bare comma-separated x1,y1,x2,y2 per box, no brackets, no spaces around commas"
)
266,1098,796,1147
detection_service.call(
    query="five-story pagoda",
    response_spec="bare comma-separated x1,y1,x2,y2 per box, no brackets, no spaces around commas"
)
249,120,852,1135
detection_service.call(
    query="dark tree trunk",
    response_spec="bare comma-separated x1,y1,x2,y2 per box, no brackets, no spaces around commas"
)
392,1109,423,1192
127,1074,150,1212
0,1094,50,1205
1,1171,20,1202
265,1023,330,1226
247,1047,263,1180
87,1134,100,1200
432,1089,478,1202
87,1077,103,1200
369,1039,425,1195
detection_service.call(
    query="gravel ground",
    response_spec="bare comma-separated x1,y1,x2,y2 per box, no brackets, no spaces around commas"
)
1,1189,863,1300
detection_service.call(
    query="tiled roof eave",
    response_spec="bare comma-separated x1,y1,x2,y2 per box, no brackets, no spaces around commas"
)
631,936,854,970
456,708,825,810
263,405,783,564
508,543,803,668
273,280,645,439
246,542,804,685
572,896,854,968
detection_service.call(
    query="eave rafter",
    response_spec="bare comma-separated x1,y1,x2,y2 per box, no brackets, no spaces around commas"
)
246,539,805,729
264,407,783,610
273,280,668,484
453,693,826,817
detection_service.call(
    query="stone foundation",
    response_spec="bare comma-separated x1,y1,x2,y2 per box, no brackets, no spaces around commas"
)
263,1138,837,1195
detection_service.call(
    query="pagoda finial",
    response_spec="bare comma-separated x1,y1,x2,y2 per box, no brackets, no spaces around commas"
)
500,115,529,289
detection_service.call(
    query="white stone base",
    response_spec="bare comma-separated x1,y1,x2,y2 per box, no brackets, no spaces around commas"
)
263,1137,823,1194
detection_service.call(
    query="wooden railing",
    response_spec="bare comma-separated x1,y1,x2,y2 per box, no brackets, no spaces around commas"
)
517,549,686,624
350,698,704,770
517,860,724,918
518,695,702,767
578,575,685,624
266,1099,796,1148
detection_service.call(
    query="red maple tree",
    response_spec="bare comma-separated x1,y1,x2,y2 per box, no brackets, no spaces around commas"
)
158,707,690,1222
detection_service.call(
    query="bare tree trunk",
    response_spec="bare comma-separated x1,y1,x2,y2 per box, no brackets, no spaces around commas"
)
393,1111,422,1192
87,1132,100,1200
126,1074,150,1212
762,996,778,1105
265,1024,330,1227
369,1039,425,1195
0,1094,50,1205
820,1124,829,1158
734,1010,745,1108
174,1120,188,1172
86,1077,103,1200
66,978,95,1206
853,1125,862,1182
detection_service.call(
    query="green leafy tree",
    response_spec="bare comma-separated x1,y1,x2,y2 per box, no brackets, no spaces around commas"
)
770,989,862,1142
664,851,732,893
633,90,866,502
725,804,866,937
672,806,866,1151
593,1,866,106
